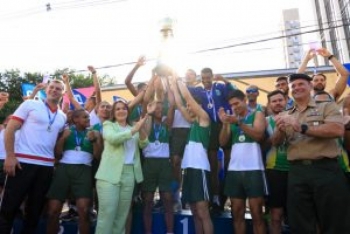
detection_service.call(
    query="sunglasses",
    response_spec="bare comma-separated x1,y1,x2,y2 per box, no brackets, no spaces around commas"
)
246,89,258,94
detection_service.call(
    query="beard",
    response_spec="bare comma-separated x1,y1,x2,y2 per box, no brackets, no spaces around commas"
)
313,83,325,91
272,105,284,114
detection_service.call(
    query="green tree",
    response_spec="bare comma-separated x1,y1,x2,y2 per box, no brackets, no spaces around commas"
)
0,69,42,122
0,68,115,122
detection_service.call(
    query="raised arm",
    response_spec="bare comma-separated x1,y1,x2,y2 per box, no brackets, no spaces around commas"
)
27,83,46,100
317,48,350,101
88,66,101,104
176,77,209,127
124,56,146,97
128,89,146,112
143,71,157,104
62,74,83,110
164,89,175,128
169,77,193,122
297,49,316,73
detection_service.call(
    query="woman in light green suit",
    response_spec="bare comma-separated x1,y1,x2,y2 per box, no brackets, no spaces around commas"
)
95,99,151,234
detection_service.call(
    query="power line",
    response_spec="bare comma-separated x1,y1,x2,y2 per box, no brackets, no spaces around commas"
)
193,22,350,54
73,28,350,73
0,0,127,21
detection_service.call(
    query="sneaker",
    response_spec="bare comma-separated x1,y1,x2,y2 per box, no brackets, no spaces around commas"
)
153,199,164,212
173,200,182,213
89,209,97,223
210,203,223,216
60,208,79,222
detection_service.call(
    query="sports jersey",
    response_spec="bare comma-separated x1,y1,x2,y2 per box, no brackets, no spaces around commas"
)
60,126,94,165
142,121,170,158
265,116,290,171
189,82,235,122
181,121,211,171
228,111,264,171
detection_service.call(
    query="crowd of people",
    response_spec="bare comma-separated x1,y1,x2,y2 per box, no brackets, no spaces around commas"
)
0,47,350,234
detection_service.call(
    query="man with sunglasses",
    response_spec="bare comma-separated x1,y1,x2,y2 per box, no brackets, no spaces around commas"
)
245,85,266,115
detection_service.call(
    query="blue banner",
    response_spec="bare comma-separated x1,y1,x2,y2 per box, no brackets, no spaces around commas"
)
344,63,350,86
21,83,46,100
70,89,87,109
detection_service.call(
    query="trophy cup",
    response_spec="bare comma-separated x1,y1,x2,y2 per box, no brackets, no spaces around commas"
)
154,17,176,97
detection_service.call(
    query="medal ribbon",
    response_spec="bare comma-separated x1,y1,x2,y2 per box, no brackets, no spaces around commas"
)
137,105,142,117
237,110,251,137
153,123,162,142
205,84,217,122
74,128,86,148
45,103,58,130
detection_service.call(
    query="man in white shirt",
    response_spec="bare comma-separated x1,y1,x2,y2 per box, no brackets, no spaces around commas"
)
0,80,66,234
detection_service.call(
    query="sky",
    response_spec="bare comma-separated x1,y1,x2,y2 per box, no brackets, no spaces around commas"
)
0,0,318,83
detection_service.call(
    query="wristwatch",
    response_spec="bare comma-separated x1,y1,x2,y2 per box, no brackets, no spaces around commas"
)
301,124,308,134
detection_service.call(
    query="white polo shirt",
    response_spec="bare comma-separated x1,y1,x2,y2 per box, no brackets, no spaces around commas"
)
11,100,66,166
0,129,20,160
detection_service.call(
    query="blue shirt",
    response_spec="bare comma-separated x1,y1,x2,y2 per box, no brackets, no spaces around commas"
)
189,82,235,122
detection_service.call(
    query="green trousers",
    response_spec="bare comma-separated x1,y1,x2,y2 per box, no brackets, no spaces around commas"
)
95,165,135,234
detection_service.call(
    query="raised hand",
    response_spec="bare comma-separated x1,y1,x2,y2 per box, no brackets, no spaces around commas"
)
147,102,156,115
62,73,69,83
316,48,332,57
304,49,316,61
137,56,146,66
35,83,47,91
133,116,148,133
87,66,96,73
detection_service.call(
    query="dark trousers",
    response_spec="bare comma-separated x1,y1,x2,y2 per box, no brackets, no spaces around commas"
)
0,163,53,234
288,159,350,234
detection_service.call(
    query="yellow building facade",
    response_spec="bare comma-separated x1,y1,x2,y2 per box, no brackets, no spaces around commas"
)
101,67,349,106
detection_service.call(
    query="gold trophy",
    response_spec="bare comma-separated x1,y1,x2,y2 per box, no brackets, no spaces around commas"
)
154,17,176,97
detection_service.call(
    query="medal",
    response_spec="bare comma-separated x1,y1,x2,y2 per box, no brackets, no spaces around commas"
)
238,135,245,142
45,103,58,133
74,128,86,152
153,123,162,146
205,86,217,121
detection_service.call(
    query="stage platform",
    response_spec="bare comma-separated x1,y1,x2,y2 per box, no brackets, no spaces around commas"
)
12,210,290,233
